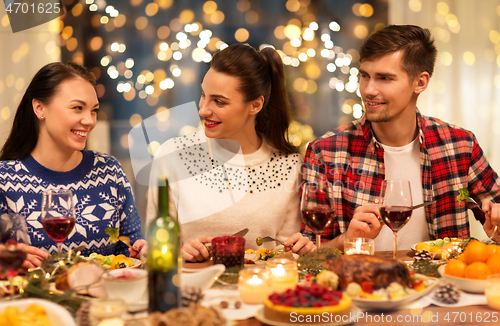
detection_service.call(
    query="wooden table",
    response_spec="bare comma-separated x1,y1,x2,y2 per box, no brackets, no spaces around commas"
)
185,250,499,325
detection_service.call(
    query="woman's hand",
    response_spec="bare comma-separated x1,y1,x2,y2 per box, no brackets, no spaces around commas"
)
130,239,148,258
17,244,49,273
482,200,500,241
283,232,316,255
182,236,213,262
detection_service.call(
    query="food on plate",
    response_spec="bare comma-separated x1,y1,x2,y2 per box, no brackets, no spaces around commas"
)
55,261,107,297
0,303,52,326
456,188,469,204
344,273,429,301
87,253,134,270
263,284,351,323
245,248,279,261
326,254,410,290
305,270,339,289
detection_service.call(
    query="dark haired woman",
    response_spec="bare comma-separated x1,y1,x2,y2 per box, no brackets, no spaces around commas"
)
147,44,315,262
0,62,146,262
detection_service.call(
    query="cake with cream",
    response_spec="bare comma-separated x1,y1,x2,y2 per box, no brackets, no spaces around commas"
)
263,284,352,324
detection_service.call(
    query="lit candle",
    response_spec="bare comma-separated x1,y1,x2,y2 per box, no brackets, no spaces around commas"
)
89,298,126,321
265,258,298,293
238,267,272,304
486,274,500,310
344,238,374,255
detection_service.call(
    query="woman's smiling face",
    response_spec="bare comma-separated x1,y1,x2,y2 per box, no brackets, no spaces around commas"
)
198,68,260,145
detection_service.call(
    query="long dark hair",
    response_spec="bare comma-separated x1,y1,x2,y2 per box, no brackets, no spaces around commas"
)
359,25,437,82
210,44,297,154
0,62,96,161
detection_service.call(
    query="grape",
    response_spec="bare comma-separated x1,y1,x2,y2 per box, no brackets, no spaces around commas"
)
256,237,263,246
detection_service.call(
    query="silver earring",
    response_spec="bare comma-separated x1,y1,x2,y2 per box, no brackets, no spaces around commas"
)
40,115,44,119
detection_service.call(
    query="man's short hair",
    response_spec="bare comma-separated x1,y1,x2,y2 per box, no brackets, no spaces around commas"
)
359,25,437,82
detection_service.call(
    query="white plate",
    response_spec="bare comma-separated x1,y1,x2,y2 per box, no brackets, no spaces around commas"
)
254,307,356,326
438,265,486,293
84,257,141,269
351,278,438,311
0,298,76,326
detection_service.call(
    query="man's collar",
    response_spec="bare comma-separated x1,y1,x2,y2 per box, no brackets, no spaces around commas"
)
360,108,427,151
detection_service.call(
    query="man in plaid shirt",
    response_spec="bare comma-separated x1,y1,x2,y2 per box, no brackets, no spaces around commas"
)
302,25,500,250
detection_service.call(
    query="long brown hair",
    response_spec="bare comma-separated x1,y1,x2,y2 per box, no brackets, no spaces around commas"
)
359,25,437,82
0,62,96,161
210,44,297,154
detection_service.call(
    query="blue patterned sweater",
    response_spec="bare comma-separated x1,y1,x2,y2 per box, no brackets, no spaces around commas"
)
0,150,143,256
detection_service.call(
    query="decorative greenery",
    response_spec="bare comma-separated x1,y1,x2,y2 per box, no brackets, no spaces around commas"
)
21,249,91,316
410,259,444,278
297,247,342,276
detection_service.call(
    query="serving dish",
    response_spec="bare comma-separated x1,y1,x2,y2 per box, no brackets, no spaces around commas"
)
437,265,486,293
350,277,438,311
0,298,76,326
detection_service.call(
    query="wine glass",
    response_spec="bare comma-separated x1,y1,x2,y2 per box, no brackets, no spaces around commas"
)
300,181,335,249
0,213,30,300
379,180,413,259
41,189,76,254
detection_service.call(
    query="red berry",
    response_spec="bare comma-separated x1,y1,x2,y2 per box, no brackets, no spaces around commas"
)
312,302,324,307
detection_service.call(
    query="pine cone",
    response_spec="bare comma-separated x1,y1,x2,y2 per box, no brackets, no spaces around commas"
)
413,250,433,262
181,286,205,307
433,282,460,304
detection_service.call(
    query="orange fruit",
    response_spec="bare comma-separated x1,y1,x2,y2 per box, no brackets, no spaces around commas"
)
487,253,500,274
463,241,489,264
445,259,467,278
457,253,467,262
464,262,492,279
487,244,500,257
415,242,432,251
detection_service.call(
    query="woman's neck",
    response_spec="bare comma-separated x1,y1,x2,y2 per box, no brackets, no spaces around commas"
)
30,144,83,172
215,133,262,155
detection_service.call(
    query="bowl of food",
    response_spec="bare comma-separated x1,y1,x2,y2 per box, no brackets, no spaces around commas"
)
438,265,486,293
102,268,148,304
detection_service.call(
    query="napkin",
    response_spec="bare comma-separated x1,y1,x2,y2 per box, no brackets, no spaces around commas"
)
202,288,262,320
405,289,488,309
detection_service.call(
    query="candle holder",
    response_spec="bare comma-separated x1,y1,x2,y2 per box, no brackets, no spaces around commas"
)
212,236,245,269
486,273,500,310
265,258,298,293
344,237,374,255
238,266,273,304
89,298,126,325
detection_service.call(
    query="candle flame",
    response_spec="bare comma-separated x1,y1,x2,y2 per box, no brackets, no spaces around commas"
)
270,265,286,277
45,272,50,279
355,238,362,252
247,275,263,285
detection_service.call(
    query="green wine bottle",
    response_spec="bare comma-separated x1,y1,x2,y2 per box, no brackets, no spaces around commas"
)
148,177,181,312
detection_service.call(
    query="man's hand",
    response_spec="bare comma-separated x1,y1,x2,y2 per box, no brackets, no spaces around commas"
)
482,200,500,241
344,204,384,240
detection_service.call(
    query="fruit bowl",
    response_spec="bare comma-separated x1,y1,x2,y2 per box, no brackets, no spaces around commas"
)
438,265,486,293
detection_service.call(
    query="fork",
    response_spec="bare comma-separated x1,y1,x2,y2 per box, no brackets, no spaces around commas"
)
465,198,498,240
261,236,292,251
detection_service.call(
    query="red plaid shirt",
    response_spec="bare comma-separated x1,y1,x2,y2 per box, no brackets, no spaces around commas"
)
302,110,500,242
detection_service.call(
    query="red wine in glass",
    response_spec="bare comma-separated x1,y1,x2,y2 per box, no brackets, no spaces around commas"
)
301,209,335,234
0,248,27,274
42,217,76,243
379,206,412,231
301,182,335,249
41,189,76,254
379,180,413,259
